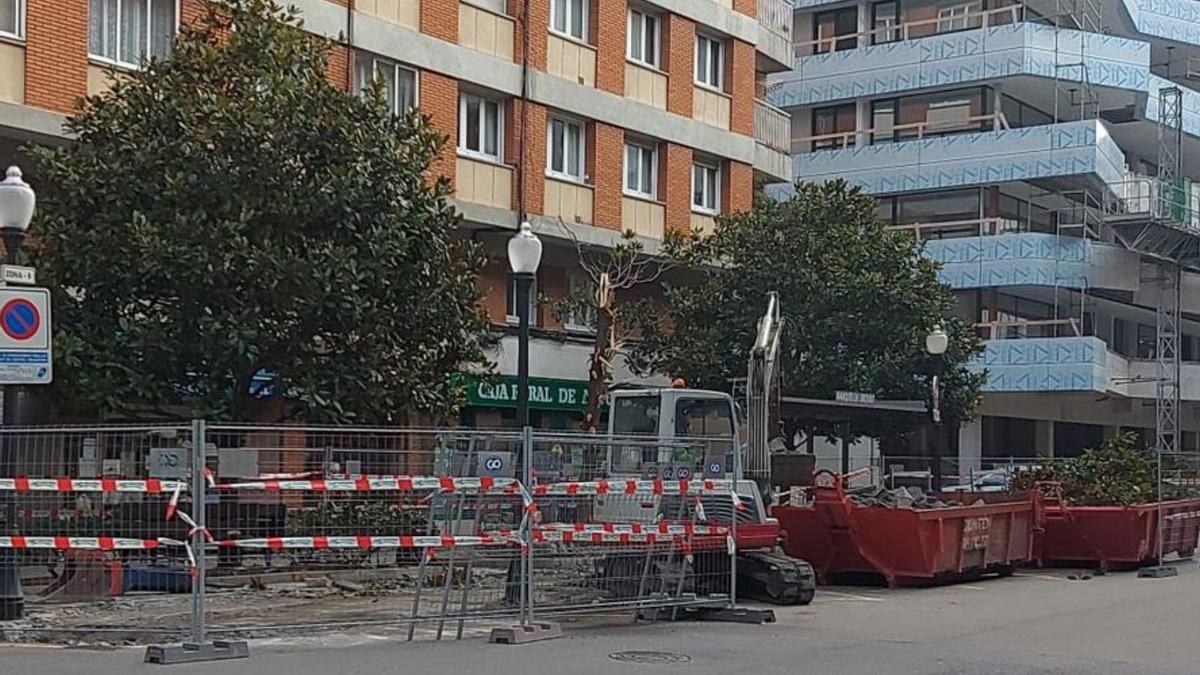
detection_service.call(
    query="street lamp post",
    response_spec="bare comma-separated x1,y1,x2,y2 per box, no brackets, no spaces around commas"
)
925,326,949,493
507,222,542,431
0,165,35,621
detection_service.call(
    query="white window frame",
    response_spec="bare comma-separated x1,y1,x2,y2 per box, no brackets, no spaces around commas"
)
550,0,588,42
506,274,538,325
936,3,976,32
356,56,419,115
565,273,597,333
88,0,179,69
626,8,659,69
458,92,504,162
694,33,724,91
546,115,586,182
0,0,24,40
623,141,658,199
691,161,720,214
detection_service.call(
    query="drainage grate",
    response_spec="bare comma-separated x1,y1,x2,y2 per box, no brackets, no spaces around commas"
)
608,651,692,664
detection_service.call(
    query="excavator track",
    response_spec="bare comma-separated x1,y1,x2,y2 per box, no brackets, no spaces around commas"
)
737,549,816,606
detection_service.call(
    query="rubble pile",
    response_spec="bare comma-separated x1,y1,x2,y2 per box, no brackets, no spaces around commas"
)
845,485,950,510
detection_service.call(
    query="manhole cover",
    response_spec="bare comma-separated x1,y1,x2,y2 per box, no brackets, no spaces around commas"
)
608,651,692,664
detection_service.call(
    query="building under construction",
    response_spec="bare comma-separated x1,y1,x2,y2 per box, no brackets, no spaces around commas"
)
770,0,1200,498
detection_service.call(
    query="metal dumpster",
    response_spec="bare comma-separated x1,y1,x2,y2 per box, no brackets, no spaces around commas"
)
774,471,1038,587
1037,494,1200,571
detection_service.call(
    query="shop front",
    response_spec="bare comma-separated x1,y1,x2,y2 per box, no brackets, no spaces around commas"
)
456,373,593,430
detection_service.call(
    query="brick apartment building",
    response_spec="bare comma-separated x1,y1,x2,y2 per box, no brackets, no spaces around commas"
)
0,0,793,427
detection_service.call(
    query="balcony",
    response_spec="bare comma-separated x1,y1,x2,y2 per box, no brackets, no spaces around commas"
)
0,41,23,105
972,332,1200,400
625,61,667,110
918,231,1140,291
1120,0,1200,48
547,33,596,88
456,156,514,209
753,99,791,182
458,1,515,61
357,0,420,30
791,119,1127,197
773,16,1149,109
757,0,794,70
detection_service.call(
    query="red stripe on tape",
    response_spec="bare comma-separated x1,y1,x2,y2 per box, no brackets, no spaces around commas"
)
479,476,494,492
311,479,326,491
54,536,69,550
14,477,28,492
439,477,455,492
98,537,114,550
313,536,329,550
11,535,25,548
56,478,72,492
357,535,373,549
267,538,283,551
100,478,117,492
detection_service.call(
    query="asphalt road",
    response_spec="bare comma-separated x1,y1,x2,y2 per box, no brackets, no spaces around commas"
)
4,564,1198,675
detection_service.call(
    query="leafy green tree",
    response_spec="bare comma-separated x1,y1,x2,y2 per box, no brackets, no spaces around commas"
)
28,0,489,422
633,180,984,438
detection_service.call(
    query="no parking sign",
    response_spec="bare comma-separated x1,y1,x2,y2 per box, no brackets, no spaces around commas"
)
0,287,51,384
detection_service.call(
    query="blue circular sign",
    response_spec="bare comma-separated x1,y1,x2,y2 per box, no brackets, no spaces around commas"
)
708,462,722,474
661,467,674,479
677,466,692,479
484,456,503,471
1,298,39,341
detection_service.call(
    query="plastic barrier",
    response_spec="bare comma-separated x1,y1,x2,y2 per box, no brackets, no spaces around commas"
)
773,470,1037,587
1037,492,1200,571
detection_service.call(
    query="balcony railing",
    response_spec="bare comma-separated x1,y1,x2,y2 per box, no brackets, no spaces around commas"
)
795,112,1010,151
754,99,790,153
795,4,1023,55
1108,175,1200,229
758,0,794,39
974,318,1082,341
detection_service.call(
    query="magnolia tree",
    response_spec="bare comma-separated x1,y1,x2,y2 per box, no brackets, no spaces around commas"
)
29,0,489,422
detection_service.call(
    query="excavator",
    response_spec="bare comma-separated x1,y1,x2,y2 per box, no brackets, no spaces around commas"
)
603,293,816,605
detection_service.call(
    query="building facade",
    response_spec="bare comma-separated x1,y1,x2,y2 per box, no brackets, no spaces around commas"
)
0,0,794,427
773,0,1200,470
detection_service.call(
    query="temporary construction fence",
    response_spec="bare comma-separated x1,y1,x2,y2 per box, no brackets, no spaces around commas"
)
0,423,741,655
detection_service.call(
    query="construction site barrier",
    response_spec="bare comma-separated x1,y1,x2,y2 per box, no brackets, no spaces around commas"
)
0,423,745,658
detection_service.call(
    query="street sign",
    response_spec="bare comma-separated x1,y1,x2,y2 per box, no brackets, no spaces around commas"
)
835,390,876,404
0,265,35,286
0,287,51,385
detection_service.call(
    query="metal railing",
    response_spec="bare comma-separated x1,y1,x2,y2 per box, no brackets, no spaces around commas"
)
754,99,791,153
795,4,1024,55
889,217,1013,241
796,112,1010,151
974,317,1083,340
0,424,740,653
758,0,794,39
1107,175,1200,229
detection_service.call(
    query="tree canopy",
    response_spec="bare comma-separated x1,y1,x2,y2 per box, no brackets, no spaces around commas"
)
633,180,984,435
28,0,489,422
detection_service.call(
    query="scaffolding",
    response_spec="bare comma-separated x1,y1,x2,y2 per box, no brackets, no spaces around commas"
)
1106,86,1200,576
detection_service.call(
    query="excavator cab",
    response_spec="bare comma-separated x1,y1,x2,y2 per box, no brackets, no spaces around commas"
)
607,388,741,481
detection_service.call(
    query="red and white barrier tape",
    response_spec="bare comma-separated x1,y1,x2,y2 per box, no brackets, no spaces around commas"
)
536,522,727,536
530,529,702,546
215,476,521,493
212,533,521,550
531,478,734,497
0,536,185,550
0,478,185,493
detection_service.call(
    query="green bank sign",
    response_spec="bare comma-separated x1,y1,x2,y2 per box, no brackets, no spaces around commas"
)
457,373,589,412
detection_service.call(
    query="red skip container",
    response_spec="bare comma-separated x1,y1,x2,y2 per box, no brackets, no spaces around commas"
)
774,471,1038,587
1037,493,1200,571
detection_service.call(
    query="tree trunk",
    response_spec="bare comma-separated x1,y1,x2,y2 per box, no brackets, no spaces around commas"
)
583,307,613,433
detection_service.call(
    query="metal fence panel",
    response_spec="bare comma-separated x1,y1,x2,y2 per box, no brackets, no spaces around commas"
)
0,425,195,641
